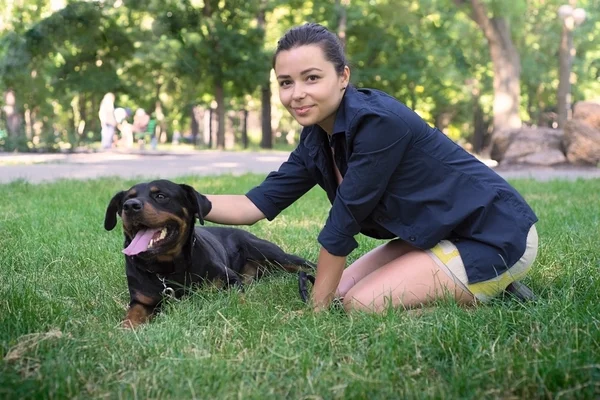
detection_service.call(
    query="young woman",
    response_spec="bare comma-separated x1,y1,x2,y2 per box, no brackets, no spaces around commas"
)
204,23,538,313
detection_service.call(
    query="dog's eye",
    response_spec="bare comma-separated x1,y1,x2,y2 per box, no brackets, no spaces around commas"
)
155,193,167,201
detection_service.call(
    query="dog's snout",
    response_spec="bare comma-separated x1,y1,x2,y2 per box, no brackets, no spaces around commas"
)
123,199,143,214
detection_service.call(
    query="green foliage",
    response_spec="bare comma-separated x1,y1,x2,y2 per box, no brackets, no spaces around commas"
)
0,32,32,91
518,0,600,124
1,0,600,150
1,176,599,398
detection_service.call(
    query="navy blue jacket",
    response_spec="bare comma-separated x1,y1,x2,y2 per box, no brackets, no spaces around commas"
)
246,86,538,284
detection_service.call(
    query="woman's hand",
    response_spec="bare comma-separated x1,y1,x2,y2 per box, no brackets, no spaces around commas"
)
311,247,346,311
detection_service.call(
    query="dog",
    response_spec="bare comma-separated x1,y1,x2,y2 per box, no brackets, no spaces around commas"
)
104,179,313,328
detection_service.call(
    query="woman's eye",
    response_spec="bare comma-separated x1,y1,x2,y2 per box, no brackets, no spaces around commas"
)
279,80,292,87
307,75,319,82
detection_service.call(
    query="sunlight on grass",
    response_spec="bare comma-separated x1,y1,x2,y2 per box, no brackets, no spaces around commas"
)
1,176,599,399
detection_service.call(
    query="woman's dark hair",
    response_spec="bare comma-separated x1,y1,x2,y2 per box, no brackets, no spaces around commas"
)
272,23,347,75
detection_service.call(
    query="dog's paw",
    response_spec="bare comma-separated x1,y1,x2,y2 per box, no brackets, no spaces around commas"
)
121,319,138,329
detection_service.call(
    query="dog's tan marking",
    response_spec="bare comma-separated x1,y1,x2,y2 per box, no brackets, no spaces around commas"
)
123,304,152,328
133,292,158,306
280,263,308,273
241,262,258,285
241,261,269,285
210,277,226,289
123,291,160,328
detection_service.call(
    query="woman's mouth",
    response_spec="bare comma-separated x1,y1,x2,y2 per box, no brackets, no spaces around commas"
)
293,105,313,116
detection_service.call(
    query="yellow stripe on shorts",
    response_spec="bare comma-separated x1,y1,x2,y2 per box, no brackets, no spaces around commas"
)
467,264,529,302
430,240,530,302
430,241,463,270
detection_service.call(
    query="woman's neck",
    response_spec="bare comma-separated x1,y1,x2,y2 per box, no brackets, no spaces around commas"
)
318,113,336,136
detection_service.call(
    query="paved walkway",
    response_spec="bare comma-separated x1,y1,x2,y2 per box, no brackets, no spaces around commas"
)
1,150,599,183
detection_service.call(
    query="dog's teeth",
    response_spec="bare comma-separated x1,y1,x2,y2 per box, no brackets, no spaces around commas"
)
148,239,154,248
159,228,167,240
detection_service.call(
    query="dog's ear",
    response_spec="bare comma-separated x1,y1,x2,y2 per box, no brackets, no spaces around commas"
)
104,191,126,231
180,184,212,225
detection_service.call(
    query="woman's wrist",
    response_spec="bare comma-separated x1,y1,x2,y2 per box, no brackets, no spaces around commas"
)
311,247,346,311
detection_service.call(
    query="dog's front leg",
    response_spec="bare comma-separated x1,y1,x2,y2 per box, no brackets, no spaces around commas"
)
122,291,160,329
224,267,244,290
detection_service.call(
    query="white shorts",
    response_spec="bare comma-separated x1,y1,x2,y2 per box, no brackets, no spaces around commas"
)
426,225,539,302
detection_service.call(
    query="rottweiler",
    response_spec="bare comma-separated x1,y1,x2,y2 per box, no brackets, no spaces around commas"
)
104,179,313,328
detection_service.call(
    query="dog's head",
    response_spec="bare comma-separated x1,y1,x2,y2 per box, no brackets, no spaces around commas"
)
104,180,211,260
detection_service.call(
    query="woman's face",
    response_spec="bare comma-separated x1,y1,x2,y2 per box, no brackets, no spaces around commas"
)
274,44,349,135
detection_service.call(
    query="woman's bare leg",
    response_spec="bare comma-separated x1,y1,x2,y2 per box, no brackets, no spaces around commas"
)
336,239,417,298
343,250,474,313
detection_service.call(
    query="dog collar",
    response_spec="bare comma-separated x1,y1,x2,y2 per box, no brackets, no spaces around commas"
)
157,274,177,299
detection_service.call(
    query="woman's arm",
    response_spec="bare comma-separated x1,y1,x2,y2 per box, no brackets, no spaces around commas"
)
204,194,266,225
312,247,346,311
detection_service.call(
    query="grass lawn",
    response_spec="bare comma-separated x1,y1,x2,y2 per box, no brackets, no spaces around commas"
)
1,175,599,399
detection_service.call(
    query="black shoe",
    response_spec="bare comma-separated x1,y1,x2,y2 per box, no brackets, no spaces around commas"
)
504,281,536,302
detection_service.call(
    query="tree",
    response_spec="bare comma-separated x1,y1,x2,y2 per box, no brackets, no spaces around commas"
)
0,1,133,149
151,0,267,149
453,0,522,133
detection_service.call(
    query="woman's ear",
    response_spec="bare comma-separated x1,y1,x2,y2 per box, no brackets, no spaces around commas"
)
341,65,351,89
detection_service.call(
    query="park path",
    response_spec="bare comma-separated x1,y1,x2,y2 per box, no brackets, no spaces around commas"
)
0,150,290,183
1,149,600,183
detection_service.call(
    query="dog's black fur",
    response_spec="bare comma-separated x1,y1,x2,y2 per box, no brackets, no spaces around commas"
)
104,179,313,328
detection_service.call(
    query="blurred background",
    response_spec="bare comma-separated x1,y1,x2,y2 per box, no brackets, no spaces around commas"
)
0,0,598,158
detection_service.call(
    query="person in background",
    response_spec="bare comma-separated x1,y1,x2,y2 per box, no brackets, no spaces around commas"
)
132,108,150,150
99,93,117,149
114,107,133,149
203,23,539,313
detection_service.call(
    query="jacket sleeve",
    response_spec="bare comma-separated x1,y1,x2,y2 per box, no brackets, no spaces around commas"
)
318,112,412,256
246,146,317,221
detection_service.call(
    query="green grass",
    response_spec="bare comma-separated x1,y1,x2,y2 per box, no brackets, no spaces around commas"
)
1,176,599,399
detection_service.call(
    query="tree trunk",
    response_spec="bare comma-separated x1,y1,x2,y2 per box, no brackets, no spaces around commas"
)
257,5,273,149
154,82,165,143
434,111,454,133
2,90,23,139
205,108,212,148
24,106,33,140
472,90,486,154
242,109,249,149
557,19,574,129
260,83,272,148
78,93,87,146
489,17,521,132
90,96,98,139
215,83,225,149
336,0,349,48
191,105,204,146
455,0,522,133
154,100,165,143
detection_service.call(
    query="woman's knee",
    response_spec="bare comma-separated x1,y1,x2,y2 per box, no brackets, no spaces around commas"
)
342,285,387,313
342,291,368,312
341,250,475,313
336,275,357,298
336,240,417,298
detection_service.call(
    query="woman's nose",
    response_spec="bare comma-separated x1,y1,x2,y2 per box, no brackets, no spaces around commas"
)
292,84,306,100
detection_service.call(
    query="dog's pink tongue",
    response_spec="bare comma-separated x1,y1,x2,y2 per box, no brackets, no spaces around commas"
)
122,229,160,256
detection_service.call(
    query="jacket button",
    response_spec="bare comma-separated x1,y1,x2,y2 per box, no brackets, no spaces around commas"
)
409,236,416,242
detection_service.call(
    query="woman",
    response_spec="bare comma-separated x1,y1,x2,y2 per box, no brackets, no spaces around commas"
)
99,92,117,149
204,23,538,313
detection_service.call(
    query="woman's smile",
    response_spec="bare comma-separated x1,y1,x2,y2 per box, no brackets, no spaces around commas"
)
293,105,314,116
